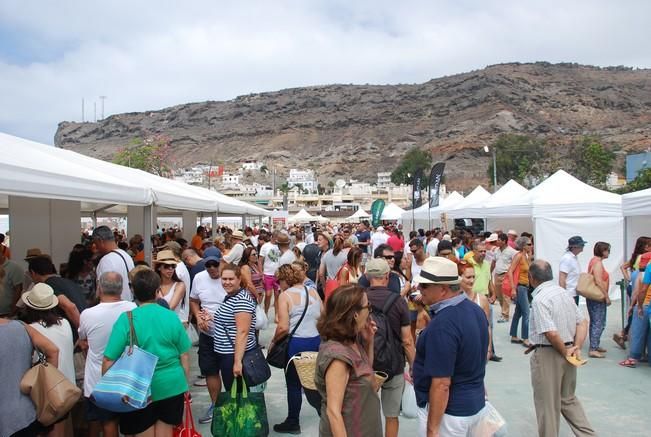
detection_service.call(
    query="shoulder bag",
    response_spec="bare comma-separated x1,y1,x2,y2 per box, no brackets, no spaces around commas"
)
20,333,82,426
576,263,606,302
267,286,309,369
222,292,271,387
91,311,159,412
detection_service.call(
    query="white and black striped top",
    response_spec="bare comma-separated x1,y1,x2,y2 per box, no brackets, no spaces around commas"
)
213,289,257,354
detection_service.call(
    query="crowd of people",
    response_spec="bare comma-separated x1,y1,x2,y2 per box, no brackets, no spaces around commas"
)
0,218,646,437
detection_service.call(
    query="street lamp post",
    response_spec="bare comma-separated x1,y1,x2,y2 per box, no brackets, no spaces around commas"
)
484,145,497,192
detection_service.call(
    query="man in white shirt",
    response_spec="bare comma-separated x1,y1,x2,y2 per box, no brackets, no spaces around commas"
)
222,230,246,267
371,226,390,254
492,233,517,322
425,229,442,257
277,233,296,267
189,256,227,424
259,232,281,315
559,236,587,305
93,226,134,301
78,272,136,436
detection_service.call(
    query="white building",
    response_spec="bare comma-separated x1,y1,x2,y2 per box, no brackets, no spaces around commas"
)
221,173,241,188
241,160,264,171
174,167,205,185
347,182,373,196
377,172,392,189
287,169,317,193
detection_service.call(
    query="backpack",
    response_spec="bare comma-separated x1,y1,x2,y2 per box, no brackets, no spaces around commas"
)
371,293,405,377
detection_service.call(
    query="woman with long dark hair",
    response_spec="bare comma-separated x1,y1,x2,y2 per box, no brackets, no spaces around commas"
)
239,246,265,302
153,250,188,325
338,247,363,286
587,242,611,358
65,248,96,305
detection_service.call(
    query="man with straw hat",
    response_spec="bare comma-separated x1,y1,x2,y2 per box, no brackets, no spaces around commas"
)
412,257,490,436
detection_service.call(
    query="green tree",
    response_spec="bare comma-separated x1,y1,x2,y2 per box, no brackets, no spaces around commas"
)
278,182,290,194
487,134,545,187
572,136,615,188
617,168,651,194
113,135,175,176
391,147,432,185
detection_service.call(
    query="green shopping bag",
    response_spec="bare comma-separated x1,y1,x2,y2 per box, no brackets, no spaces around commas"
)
211,378,269,437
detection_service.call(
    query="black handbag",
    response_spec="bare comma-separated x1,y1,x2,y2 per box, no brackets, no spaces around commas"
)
266,286,309,369
222,292,272,387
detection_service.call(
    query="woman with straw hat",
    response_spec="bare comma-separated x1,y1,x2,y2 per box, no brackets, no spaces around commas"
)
153,249,188,325
18,283,75,437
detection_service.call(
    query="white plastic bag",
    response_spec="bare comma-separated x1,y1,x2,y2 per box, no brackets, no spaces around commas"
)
469,401,507,437
255,304,269,330
401,379,418,418
186,323,199,346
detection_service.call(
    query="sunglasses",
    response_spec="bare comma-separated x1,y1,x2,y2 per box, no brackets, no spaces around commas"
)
383,255,394,260
161,264,176,270
205,263,219,269
358,304,373,313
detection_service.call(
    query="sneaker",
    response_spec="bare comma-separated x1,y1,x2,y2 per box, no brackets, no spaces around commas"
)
193,377,207,387
198,404,214,424
273,420,301,434
497,318,509,323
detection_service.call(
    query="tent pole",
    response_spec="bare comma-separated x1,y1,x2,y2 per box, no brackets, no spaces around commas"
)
143,205,153,265
211,210,218,238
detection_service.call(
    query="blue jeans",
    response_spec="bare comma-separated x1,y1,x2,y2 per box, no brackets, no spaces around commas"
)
509,285,530,340
586,299,607,350
629,305,650,360
285,336,322,424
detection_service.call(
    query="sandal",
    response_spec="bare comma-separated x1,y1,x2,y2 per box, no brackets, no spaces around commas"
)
511,338,523,344
618,358,637,368
522,341,532,348
596,347,607,353
613,333,626,350
589,350,605,358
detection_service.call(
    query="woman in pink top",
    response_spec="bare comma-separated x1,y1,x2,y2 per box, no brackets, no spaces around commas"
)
587,242,611,358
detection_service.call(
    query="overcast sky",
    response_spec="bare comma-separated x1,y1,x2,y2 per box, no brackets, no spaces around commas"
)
1,0,649,144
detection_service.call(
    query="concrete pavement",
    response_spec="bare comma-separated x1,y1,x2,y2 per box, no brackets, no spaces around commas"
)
187,300,650,436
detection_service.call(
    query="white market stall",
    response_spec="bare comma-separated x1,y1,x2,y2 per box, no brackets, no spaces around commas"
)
380,203,406,221
346,208,370,222
289,208,318,223
401,191,465,233
621,188,651,256
447,186,492,219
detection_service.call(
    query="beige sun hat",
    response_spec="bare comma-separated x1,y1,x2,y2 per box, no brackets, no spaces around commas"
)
152,249,179,265
19,283,59,310
414,257,461,285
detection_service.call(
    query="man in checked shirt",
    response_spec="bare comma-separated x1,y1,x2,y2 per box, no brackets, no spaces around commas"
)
527,260,596,437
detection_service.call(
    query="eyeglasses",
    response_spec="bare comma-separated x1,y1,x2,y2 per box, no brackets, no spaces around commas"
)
410,248,420,253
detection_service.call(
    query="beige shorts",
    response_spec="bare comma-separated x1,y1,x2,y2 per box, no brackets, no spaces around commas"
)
380,373,405,417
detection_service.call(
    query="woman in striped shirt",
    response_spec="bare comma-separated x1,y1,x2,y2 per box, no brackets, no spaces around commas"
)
213,264,257,391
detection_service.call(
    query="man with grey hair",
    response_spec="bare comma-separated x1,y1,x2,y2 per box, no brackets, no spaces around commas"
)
93,225,134,301
527,259,595,437
78,271,137,436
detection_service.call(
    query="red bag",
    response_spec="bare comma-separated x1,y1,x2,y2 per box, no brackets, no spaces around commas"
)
501,256,521,299
324,263,347,302
173,393,201,437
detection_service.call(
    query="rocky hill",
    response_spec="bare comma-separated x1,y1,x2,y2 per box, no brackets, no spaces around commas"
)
55,62,651,190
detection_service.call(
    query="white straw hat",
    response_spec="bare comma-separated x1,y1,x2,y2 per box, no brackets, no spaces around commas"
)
20,283,59,310
414,257,461,285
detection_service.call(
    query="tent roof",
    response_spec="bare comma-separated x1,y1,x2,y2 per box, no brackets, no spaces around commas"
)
622,188,651,217
448,186,492,218
528,170,621,217
0,132,151,206
455,180,529,218
381,203,406,220
289,208,317,222
347,208,370,221
0,132,269,216
406,191,465,220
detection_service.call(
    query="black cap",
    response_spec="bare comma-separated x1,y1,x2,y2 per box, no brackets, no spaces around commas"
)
568,236,587,248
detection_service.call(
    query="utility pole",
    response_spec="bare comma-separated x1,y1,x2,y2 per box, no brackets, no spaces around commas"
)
81,98,85,122
93,102,97,122
99,96,107,120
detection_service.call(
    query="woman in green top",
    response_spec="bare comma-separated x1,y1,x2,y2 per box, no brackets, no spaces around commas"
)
103,268,191,436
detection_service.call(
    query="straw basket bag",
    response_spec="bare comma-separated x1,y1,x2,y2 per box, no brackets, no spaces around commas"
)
287,352,318,390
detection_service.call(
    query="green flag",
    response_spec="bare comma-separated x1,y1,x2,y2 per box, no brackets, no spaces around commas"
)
370,199,385,228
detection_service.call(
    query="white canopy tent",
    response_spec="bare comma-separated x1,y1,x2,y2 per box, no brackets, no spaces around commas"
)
380,203,406,221
0,132,268,265
447,186,492,218
527,171,623,298
401,191,465,233
346,208,370,222
289,208,317,223
622,188,651,256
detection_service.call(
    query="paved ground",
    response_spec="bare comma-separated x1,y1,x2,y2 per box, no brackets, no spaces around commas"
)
187,300,651,436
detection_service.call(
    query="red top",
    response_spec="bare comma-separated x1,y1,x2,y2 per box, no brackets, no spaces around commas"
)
387,235,404,252
588,257,609,288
